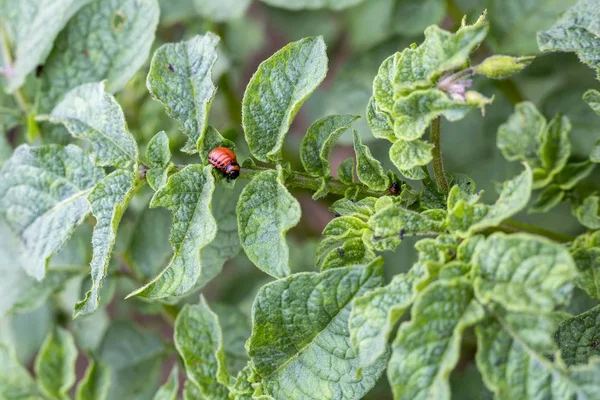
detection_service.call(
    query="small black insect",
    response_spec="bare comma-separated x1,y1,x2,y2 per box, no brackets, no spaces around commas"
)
168,63,175,72
333,212,341,217
337,248,345,257
35,64,44,77
399,228,406,240
373,235,382,240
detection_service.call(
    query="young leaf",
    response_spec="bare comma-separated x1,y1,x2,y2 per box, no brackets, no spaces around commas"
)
448,166,532,237
584,89,600,115
45,82,138,169
388,279,485,400
574,195,600,230
174,297,229,398
76,356,110,400
572,247,600,299
145,131,172,191
366,96,396,142
0,343,41,399
147,33,220,154
99,322,165,399
369,205,446,251
392,88,492,141
529,184,564,213
556,161,595,190
237,169,301,278
539,114,571,179
497,102,546,164
194,0,251,21
319,237,376,270
212,304,251,375
554,304,600,366
300,115,358,176
473,233,577,313
242,36,327,162
0,145,104,280
475,309,597,399
538,0,600,78
337,157,355,185
34,327,78,400
128,165,217,299
329,197,376,220
353,130,389,191
38,0,159,110
74,170,136,317
248,261,386,399
0,0,90,92
389,139,433,171
153,366,179,400
349,262,435,368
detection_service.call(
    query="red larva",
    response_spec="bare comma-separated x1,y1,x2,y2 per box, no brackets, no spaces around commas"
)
389,181,400,195
208,147,240,179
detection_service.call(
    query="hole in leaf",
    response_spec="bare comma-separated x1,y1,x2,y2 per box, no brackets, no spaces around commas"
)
111,11,127,32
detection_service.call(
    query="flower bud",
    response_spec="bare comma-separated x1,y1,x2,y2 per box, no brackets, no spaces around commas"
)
473,55,535,79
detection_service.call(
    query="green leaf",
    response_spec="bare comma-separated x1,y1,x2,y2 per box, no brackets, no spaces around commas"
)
0,145,104,280
369,205,446,251
258,0,364,10
556,161,595,190
349,262,434,368
319,237,376,271
389,139,433,171
242,37,327,162
99,322,165,400
45,82,138,169
584,89,600,115
300,115,358,176
572,247,600,299
38,0,159,111
329,197,376,220
128,165,217,299
473,233,577,313
476,309,596,399
337,157,355,185
392,88,492,141
388,279,485,400
198,126,235,164
237,169,301,278
538,0,600,78
145,131,172,191
153,366,179,400
554,304,600,366
74,170,136,317
366,96,396,141
488,0,578,55
34,327,77,400
497,101,546,164
448,166,533,237
174,297,229,398
0,343,41,399
248,261,386,399
353,130,389,190
540,114,571,179
194,0,251,21
574,195,600,230
76,356,110,400
146,33,220,154
0,0,91,92
530,184,564,213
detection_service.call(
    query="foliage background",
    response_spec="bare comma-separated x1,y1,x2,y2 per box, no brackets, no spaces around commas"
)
0,0,599,399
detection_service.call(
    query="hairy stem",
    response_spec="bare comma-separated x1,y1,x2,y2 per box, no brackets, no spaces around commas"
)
430,116,449,193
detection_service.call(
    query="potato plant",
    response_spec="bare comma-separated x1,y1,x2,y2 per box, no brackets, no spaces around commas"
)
1,0,600,399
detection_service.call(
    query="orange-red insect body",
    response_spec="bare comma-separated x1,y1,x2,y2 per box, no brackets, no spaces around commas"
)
208,147,240,179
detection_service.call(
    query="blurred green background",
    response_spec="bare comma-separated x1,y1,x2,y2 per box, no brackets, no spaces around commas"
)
1,0,599,398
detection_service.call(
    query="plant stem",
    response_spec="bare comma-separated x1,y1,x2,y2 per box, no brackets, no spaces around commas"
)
497,219,575,243
239,167,387,198
430,116,449,194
